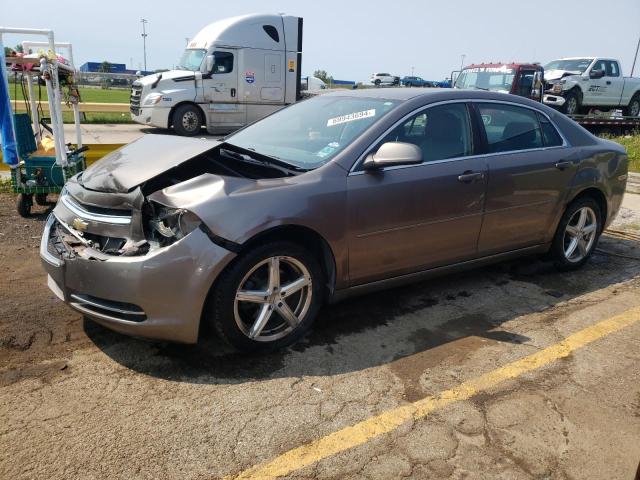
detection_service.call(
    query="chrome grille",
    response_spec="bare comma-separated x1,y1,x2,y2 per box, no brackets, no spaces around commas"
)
130,83,142,115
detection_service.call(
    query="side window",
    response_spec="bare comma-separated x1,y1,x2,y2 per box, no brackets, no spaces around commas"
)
606,61,620,77
212,51,234,74
537,113,563,147
263,25,279,42
477,103,543,153
592,60,606,75
377,103,472,163
517,70,535,96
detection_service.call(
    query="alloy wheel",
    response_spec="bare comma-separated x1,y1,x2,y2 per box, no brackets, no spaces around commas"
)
234,256,313,342
563,206,598,263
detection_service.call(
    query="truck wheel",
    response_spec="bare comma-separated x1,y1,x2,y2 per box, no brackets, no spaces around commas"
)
623,93,640,117
35,193,48,206
562,90,581,115
16,194,33,217
172,104,203,136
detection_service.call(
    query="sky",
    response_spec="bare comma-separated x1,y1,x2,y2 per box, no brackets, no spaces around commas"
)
3,0,640,82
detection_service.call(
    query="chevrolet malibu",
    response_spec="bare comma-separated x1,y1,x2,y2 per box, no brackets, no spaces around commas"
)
41,89,628,351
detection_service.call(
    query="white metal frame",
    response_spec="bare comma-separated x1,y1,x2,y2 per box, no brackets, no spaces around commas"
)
0,27,82,167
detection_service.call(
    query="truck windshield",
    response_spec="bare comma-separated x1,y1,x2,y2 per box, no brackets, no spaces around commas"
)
455,67,515,93
225,95,401,170
178,49,206,71
544,59,592,74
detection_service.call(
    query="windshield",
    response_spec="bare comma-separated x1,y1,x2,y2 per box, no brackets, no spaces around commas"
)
225,95,401,170
544,59,592,73
178,49,206,71
455,67,515,93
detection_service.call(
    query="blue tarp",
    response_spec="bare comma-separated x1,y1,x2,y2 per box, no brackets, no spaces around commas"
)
0,48,19,166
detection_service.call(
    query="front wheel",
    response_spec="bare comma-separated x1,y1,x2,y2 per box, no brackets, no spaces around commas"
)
549,197,601,271
623,93,640,117
374,79,381,86
561,90,581,115
16,194,33,217
172,104,203,136
209,242,324,351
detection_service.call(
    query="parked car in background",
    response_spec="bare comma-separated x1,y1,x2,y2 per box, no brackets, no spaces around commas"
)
42,89,628,352
543,57,640,116
401,76,430,87
370,72,399,86
454,63,543,101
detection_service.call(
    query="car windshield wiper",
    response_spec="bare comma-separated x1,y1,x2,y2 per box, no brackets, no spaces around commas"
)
220,148,303,176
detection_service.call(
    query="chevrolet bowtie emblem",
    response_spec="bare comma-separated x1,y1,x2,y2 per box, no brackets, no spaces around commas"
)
72,218,89,232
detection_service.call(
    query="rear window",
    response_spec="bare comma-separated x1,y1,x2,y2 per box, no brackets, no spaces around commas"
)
537,113,563,147
477,103,543,153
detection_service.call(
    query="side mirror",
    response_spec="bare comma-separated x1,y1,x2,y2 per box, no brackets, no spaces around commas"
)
204,55,214,73
363,142,423,170
589,69,605,79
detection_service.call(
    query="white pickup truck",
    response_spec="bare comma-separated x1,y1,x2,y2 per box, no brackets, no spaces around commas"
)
543,57,640,117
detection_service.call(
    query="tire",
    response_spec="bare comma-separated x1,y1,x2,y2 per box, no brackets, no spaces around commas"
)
549,197,602,271
374,79,381,86
208,241,325,352
172,104,203,136
35,193,48,206
406,82,412,88
16,194,33,217
561,90,581,115
623,93,640,117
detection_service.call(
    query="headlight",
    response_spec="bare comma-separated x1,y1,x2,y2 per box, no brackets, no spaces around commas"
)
552,83,562,94
148,204,201,244
143,93,164,106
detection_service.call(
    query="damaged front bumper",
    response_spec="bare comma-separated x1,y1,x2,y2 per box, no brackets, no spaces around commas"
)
40,211,236,344
543,93,566,107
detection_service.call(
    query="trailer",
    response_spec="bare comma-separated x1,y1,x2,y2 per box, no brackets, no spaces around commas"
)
0,27,87,217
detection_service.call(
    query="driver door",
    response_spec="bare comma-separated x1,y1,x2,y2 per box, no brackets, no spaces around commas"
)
346,102,487,285
203,49,246,128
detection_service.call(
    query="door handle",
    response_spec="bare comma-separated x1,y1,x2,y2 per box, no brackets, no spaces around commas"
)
555,161,572,170
231,88,236,98
457,171,484,183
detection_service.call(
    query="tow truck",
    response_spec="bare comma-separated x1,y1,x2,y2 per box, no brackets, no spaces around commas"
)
453,61,640,133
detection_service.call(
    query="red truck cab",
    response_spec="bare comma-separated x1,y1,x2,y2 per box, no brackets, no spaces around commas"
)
454,63,544,101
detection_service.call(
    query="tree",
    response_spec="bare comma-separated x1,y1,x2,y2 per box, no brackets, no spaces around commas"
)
313,69,333,84
99,61,112,89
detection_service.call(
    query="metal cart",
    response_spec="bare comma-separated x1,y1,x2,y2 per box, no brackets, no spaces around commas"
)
0,27,86,217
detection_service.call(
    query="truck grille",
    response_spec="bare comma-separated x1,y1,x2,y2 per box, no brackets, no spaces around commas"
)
130,83,142,115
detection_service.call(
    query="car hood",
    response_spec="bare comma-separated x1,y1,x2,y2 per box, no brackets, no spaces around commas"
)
80,134,219,193
545,69,582,82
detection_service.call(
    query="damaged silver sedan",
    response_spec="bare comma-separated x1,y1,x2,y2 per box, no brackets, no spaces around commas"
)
41,89,628,351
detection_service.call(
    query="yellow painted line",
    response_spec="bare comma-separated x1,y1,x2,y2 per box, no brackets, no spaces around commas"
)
227,306,640,479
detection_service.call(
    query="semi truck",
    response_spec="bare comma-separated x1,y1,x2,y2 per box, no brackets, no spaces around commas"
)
130,14,303,136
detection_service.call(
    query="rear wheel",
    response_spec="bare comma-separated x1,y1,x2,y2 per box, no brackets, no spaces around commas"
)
623,93,640,117
172,104,203,136
16,194,32,217
549,197,601,271
209,242,324,351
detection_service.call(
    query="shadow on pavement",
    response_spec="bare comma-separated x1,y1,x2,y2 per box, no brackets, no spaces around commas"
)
86,233,640,384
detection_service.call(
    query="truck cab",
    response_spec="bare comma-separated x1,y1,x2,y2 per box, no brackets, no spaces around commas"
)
454,63,544,101
130,14,303,136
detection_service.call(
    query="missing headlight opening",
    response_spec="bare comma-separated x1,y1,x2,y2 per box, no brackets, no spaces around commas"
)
146,202,203,247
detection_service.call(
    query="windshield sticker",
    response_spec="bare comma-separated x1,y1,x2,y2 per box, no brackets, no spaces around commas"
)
316,142,340,158
327,109,375,127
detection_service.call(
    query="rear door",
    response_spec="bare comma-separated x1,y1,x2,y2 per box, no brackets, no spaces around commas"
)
347,102,487,285
474,102,576,256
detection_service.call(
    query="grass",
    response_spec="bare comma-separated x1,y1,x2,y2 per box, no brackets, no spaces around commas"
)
7,82,130,103
62,112,133,124
603,132,640,173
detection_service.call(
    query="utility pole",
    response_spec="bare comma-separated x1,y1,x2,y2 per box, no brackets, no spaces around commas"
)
631,33,640,77
411,66,415,76
460,54,466,70
141,18,148,72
